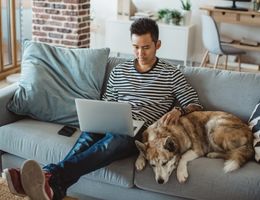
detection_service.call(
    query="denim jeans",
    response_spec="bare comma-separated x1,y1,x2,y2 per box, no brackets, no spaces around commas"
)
43,131,139,197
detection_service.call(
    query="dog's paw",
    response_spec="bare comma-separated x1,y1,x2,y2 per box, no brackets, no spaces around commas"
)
223,160,239,173
207,152,220,158
177,166,188,183
255,153,260,163
135,155,146,171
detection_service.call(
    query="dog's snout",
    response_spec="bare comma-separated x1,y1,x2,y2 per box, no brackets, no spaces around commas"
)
157,178,164,184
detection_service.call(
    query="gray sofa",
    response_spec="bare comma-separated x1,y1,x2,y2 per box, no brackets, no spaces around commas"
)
0,57,260,200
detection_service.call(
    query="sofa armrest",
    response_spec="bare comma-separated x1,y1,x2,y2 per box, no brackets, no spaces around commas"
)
0,83,22,126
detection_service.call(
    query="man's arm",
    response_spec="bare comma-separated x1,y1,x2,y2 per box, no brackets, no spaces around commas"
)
161,68,203,125
161,104,203,125
182,104,203,115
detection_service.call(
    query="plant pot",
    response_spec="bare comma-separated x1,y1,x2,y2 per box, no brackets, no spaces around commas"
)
182,10,191,26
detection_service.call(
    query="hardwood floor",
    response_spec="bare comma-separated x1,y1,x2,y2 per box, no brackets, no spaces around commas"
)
0,80,11,89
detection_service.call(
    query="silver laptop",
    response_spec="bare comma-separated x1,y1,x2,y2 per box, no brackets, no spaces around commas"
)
75,99,145,137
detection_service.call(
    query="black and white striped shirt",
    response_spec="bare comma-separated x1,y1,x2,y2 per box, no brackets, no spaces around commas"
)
102,58,201,127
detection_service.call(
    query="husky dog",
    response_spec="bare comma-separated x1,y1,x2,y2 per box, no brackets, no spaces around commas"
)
135,111,254,184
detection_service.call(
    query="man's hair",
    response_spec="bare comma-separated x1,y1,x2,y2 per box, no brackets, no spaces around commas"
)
130,18,159,43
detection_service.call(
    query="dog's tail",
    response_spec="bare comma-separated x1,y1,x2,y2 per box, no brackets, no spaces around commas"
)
224,144,254,173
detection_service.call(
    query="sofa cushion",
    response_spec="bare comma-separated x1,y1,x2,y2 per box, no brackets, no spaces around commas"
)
178,66,260,122
0,119,135,188
8,40,110,126
134,158,260,200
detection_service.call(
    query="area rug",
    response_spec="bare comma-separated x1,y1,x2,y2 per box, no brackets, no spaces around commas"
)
0,178,29,200
0,177,77,200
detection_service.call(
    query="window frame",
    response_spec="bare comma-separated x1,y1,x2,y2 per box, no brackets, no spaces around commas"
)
0,0,20,80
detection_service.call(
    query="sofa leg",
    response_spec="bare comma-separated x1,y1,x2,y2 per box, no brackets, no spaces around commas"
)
0,151,4,173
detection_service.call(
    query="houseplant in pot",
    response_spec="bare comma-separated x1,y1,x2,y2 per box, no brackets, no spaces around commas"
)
170,9,182,25
180,0,192,25
157,9,182,25
157,9,171,24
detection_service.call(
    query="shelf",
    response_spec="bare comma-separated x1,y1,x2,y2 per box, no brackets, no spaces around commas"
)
201,5,260,62
223,40,260,51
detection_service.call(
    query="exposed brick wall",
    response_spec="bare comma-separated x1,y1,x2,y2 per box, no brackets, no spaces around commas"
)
32,0,90,48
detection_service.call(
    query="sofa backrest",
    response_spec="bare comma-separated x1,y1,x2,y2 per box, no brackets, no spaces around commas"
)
101,57,128,96
179,66,260,122
103,57,260,122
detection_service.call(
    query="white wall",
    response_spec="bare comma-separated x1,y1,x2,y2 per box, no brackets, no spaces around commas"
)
90,0,260,64
90,0,117,48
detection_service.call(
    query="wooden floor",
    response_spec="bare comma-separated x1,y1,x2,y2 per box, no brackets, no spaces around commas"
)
0,80,11,89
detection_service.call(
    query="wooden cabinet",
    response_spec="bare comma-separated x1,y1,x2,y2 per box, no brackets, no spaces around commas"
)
105,19,195,66
201,6,260,26
200,6,260,52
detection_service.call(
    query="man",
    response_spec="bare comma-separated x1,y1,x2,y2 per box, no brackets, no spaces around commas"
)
3,18,202,200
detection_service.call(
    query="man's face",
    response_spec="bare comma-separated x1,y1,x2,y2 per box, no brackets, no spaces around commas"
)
131,33,160,67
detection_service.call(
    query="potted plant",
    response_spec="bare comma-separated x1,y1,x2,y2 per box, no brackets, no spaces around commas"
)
180,0,192,25
157,9,183,25
157,9,171,24
170,9,183,25
180,0,191,11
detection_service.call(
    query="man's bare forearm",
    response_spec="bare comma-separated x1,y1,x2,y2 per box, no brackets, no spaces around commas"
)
183,104,203,115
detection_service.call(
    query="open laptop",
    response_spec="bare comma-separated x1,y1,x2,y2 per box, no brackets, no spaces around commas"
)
75,99,145,137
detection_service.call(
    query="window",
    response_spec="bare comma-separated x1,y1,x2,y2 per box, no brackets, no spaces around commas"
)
0,0,32,79
2,0,13,67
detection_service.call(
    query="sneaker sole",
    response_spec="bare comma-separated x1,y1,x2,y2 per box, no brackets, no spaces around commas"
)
2,169,26,197
21,160,50,200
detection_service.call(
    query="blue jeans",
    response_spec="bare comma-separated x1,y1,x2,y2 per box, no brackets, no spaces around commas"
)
43,131,139,198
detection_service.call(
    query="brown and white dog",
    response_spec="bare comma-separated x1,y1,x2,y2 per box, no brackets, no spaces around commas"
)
135,111,254,184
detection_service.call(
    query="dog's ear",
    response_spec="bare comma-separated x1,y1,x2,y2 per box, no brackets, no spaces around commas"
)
164,136,175,152
135,140,147,157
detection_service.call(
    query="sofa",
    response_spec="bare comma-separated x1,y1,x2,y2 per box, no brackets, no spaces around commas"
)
0,55,260,200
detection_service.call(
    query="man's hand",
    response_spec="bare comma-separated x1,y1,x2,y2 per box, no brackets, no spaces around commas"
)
160,108,182,125
160,104,203,125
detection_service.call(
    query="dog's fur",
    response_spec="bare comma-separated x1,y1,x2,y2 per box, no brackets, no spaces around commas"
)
135,111,254,184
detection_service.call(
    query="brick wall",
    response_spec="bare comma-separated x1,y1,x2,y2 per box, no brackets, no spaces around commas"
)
32,0,90,48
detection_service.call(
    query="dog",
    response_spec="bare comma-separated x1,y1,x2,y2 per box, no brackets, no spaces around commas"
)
135,111,254,184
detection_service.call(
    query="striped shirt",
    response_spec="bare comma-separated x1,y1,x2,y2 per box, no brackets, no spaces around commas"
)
102,58,201,127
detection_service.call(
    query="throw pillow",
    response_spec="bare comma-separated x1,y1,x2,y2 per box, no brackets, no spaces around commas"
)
8,40,110,126
248,101,260,162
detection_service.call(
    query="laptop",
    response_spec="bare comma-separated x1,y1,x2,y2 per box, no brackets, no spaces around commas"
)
75,99,145,137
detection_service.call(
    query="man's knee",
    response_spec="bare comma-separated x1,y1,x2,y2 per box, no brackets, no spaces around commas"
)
105,133,136,151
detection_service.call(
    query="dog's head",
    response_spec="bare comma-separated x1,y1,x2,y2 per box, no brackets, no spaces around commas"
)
136,123,181,184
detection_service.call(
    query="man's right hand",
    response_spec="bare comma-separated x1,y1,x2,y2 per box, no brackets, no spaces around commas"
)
160,108,182,125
